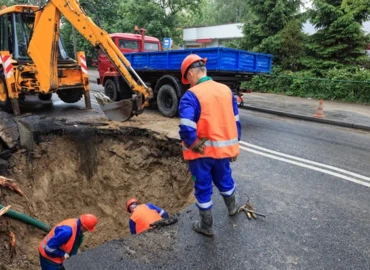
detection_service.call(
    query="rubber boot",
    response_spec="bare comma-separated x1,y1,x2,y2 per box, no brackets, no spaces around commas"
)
223,193,238,216
192,209,214,237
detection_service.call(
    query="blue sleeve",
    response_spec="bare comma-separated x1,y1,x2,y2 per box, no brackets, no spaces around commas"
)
129,219,136,235
178,91,201,147
232,94,242,141
147,203,169,218
44,225,72,257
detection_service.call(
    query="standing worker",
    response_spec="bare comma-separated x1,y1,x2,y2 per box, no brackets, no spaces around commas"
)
39,214,98,270
178,54,241,237
126,198,169,235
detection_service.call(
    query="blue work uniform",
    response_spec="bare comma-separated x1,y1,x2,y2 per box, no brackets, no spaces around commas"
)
178,76,241,210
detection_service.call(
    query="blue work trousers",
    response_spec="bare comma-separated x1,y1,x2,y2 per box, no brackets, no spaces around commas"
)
188,157,236,210
39,254,64,270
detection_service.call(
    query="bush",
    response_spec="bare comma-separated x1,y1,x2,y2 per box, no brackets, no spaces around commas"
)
245,67,370,104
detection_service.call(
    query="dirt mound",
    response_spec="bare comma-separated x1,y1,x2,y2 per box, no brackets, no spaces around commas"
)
0,125,194,270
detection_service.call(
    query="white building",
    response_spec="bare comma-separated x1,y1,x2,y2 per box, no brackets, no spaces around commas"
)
182,21,370,49
182,23,243,49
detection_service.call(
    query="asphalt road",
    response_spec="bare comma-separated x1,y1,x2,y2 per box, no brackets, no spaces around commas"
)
64,106,370,269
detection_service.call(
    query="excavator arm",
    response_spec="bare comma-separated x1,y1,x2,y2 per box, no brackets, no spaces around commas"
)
27,0,153,121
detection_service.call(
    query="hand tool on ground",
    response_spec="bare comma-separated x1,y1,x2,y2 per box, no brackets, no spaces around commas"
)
238,201,266,219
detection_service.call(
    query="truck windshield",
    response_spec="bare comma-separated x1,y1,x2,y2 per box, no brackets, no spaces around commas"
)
118,39,139,50
144,42,159,51
12,12,70,60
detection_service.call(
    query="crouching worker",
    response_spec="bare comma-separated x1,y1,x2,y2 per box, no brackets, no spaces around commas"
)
39,214,98,270
126,198,169,235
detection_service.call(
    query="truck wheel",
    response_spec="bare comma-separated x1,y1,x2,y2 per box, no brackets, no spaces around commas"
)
157,84,178,117
104,79,119,101
56,89,83,103
0,76,13,113
38,93,53,101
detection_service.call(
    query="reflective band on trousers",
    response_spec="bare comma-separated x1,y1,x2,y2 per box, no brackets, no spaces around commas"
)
196,200,213,209
180,118,197,129
220,186,236,197
183,138,239,150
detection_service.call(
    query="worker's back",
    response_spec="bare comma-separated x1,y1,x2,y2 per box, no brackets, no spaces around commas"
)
130,204,162,234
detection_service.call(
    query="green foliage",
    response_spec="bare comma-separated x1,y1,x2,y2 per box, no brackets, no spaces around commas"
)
113,0,202,46
242,0,304,70
188,0,251,26
245,66,370,103
305,0,370,70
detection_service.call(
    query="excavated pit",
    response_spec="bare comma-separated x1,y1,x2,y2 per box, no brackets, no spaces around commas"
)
0,119,194,270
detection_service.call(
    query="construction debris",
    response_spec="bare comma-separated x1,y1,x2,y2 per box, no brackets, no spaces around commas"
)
0,205,11,217
0,176,25,197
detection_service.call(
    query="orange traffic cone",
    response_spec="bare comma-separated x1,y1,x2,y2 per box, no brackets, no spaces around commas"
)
314,99,325,118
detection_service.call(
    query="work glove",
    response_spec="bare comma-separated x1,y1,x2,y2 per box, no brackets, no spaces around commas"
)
64,253,70,260
230,156,238,162
190,138,208,155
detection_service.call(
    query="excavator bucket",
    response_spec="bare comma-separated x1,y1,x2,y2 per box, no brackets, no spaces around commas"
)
94,93,135,122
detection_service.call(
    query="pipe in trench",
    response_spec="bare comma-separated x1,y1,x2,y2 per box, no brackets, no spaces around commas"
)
0,204,51,233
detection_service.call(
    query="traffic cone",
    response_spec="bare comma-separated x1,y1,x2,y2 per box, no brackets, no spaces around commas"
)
314,99,325,118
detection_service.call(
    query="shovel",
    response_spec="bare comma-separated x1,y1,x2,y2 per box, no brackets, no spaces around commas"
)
94,93,140,122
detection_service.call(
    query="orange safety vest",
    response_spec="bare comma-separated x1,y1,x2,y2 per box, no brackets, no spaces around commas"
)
130,204,162,234
39,219,78,264
182,80,240,160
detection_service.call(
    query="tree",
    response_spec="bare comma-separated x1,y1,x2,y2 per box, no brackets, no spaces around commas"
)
241,0,305,70
60,0,122,64
113,0,202,46
188,0,251,26
304,0,370,71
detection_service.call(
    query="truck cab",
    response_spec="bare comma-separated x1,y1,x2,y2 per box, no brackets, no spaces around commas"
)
97,32,161,86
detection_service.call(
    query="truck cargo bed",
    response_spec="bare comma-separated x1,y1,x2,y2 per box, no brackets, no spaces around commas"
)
124,47,273,75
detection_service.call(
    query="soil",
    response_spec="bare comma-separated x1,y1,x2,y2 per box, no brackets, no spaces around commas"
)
0,124,194,270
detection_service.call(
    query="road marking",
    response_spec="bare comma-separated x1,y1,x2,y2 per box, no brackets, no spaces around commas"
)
239,142,370,188
240,141,370,183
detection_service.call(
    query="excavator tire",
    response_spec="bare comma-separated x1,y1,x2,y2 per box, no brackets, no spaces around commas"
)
0,75,13,113
56,88,83,103
38,93,53,101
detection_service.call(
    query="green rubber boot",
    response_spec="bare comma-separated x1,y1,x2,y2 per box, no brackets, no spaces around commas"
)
223,193,238,216
192,209,214,237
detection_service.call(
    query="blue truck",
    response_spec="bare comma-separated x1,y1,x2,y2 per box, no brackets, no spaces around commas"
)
97,36,273,117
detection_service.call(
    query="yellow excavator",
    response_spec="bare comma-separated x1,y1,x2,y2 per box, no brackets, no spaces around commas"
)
0,0,153,121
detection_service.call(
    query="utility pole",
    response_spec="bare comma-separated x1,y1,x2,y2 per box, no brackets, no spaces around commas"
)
38,0,42,8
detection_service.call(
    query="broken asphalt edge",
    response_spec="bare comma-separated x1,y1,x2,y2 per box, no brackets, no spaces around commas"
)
241,105,370,132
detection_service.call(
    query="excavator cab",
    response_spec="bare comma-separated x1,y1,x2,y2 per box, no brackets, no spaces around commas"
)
0,3,152,121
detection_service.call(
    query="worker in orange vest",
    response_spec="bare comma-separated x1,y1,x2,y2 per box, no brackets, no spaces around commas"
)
38,214,98,270
179,54,241,237
126,198,169,234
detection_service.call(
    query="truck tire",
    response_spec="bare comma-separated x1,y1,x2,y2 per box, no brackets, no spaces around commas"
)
56,89,83,103
0,76,13,113
104,79,119,101
157,84,178,117
38,93,53,101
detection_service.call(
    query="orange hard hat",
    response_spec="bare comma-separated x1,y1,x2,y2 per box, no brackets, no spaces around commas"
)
80,214,98,232
181,54,207,85
126,198,138,213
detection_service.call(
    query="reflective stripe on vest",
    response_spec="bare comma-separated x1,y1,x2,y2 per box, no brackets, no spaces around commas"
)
39,219,78,264
130,204,162,234
182,80,240,160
